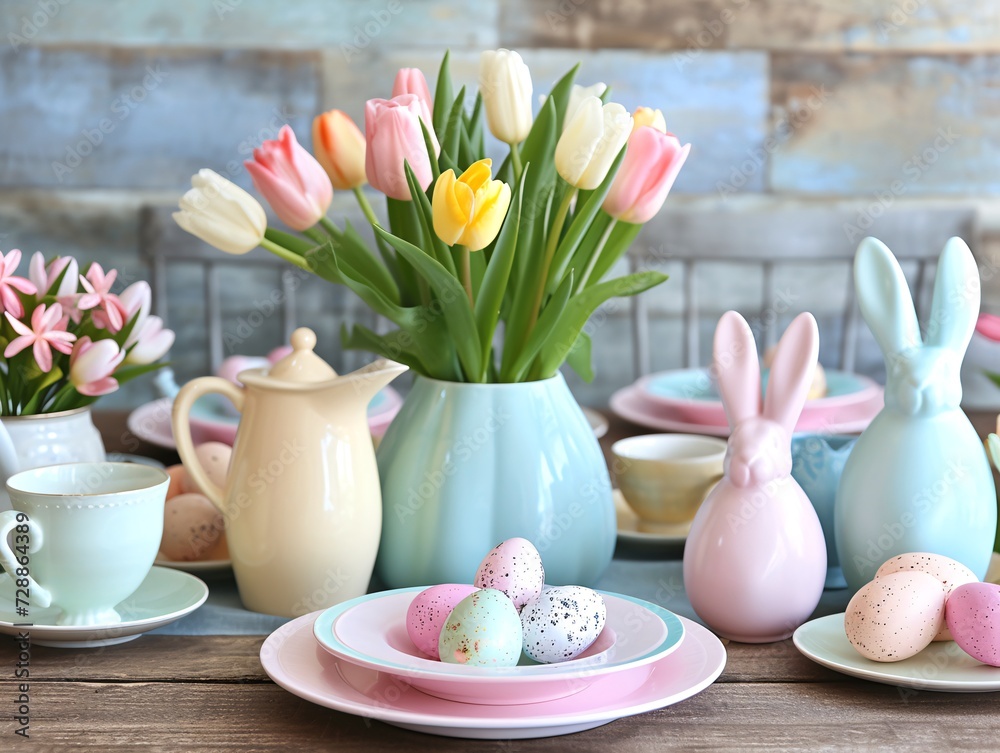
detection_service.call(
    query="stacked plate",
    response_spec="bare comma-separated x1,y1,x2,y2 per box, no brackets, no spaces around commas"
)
259,586,727,739
612,368,883,436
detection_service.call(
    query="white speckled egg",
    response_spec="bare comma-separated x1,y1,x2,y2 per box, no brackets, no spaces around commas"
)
520,586,607,664
946,582,1000,667
473,537,544,612
181,442,232,495
845,571,945,662
875,552,978,641
406,584,478,660
438,589,522,667
161,493,226,561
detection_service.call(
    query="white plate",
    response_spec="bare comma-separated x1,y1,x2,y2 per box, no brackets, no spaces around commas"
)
614,490,690,546
0,566,208,648
311,588,684,705
261,611,726,739
794,613,1000,692
582,407,609,439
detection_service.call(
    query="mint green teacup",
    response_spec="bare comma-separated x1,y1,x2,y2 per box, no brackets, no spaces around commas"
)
0,462,169,626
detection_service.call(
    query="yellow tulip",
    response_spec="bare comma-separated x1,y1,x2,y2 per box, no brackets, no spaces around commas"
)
632,106,667,135
432,159,512,251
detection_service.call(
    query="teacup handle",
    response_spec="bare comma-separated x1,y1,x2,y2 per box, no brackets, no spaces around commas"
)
172,376,244,514
0,510,52,609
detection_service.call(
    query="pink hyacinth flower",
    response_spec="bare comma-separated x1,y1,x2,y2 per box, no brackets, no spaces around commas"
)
0,250,38,319
70,336,124,397
365,95,437,201
125,315,175,365
602,126,691,225
77,263,128,332
4,302,76,373
245,125,333,232
29,252,79,301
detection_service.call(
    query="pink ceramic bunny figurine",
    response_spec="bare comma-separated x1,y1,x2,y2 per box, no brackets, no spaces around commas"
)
683,311,827,642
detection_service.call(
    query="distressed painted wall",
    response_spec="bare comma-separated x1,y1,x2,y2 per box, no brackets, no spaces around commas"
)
1,0,999,407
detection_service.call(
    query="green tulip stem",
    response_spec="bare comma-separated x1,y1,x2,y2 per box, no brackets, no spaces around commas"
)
576,218,618,293
353,186,382,229
509,142,523,181
458,245,474,308
261,237,312,272
526,186,577,334
303,227,327,244
319,216,343,239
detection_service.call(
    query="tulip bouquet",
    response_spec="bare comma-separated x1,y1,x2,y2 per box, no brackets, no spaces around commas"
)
174,49,689,383
0,250,175,415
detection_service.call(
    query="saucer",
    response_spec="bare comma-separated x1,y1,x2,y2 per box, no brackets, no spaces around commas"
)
261,611,725,739
794,613,1000,692
312,587,684,704
615,490,691,546
154,555,232,577
0,566,209,648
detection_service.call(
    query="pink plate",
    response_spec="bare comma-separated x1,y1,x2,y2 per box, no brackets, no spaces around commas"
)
610,383,883,437
312,588,684,705
260,612,726,740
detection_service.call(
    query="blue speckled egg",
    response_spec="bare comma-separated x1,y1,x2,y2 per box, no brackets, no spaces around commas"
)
406,584,479,659
520,586,607,663
438,589,523,667
473,537,545,612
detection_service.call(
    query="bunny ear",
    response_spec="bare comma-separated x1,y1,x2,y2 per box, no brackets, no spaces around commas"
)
762,312,819,433
713,310,761,428
854,237,922,357
924,237,980,353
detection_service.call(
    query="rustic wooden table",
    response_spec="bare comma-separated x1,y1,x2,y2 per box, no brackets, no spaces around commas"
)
1,410,998,751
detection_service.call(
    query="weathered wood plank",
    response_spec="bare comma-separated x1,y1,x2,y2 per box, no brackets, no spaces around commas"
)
499,0,1000,53
769,54,1000,196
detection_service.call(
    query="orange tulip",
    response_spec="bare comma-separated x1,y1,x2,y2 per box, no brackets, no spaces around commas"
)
312,110,367,190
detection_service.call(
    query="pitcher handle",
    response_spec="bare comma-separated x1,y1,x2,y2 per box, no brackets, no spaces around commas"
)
171,377,243,514
0,510,52,609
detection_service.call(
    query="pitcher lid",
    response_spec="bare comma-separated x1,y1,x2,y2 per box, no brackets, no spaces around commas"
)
266,328,337,383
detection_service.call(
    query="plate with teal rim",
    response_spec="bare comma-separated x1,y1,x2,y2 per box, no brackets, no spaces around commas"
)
311,587,685,705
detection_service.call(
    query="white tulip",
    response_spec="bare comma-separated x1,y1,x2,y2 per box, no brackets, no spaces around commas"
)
554,97,633,190
479,49,533,145
563,83,607,132
173,169,267,255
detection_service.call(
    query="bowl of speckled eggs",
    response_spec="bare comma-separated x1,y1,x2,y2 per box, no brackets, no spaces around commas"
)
311,538,687,705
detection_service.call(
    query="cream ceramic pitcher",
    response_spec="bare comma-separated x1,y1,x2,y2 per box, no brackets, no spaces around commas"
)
172,328,407,617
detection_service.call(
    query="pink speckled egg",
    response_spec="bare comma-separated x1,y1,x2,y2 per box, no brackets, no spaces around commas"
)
161,493,226,561
181,442,232,495
473,537,544,612
875,552,978,641
406,584,478,660
845,571,945,662
946,582,1000,667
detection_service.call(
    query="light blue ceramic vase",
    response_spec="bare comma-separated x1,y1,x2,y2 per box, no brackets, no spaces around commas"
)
375,373,615,588
835,237,997,592
791,433,857,590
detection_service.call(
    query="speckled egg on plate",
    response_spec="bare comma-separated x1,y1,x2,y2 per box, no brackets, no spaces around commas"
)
181,442,232,495
844,571,945,662
165,464,187,499
406,584,479,660
161,492,226,561
438,589,522,667
946,582,1000,667
874,552,978,641
473,537,544,612
520,586,607,664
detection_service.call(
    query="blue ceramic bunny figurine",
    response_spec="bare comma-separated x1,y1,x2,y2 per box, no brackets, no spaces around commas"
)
835,237,997,592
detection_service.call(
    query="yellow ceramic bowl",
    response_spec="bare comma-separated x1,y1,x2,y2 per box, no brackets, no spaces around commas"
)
611,433,727,532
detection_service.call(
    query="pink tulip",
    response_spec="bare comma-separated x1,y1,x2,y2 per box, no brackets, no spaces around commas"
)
70,336,124,396
125,315,174,365
77,263,128,332
602,126,691,224
29,252,78,300
976,313,1000,342
391,68,434,132
365,95,437,201
245,125,333,231
4,303,76,373
0,250,37,319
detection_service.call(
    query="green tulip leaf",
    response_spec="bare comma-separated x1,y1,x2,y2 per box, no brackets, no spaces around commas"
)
420,120,441,182
340,323,428,374
582,220,644,288
541,62,580,140
441,87,466,165
506,270,574,383
433,50,454,136
564,331,594,382
403,162,455,276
